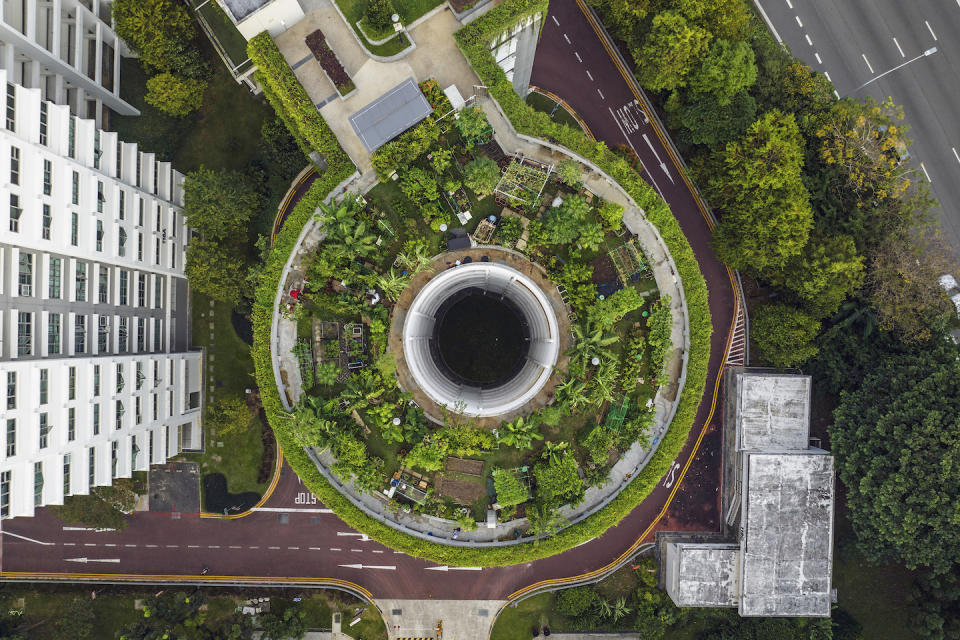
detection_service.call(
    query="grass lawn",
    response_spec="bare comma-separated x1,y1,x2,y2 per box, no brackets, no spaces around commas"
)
184,292,269,498
272,593,387,638
7,589,143,639
188,0,251,69
333,0,415,57
525,91,586,134
492,593,572,640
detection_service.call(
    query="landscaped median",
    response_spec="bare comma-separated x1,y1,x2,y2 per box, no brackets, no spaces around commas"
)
247,0,712,567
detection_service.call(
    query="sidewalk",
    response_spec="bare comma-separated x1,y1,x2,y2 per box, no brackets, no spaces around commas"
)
373,598,506,640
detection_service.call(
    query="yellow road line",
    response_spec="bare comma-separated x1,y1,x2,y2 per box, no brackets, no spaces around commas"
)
528,85,597,140
200,444,285,519
271,166,318,243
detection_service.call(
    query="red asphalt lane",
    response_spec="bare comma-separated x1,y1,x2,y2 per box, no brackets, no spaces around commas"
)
0,2,734,600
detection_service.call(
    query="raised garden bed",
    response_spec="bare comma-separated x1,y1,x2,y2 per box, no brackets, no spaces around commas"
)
305,29,356,97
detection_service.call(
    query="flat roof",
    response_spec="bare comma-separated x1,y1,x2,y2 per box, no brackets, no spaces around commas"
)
671,543,741,607
736,372,811,451
222,0,270,21
349,78,433,152
740,452,834,617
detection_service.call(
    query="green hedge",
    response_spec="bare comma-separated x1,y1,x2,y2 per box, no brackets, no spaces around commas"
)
247,32,351,171
249,2,714,567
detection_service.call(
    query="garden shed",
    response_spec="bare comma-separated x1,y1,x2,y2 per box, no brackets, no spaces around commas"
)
349,78,433,152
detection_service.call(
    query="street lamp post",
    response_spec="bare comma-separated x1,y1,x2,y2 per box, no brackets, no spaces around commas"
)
856,47,938,91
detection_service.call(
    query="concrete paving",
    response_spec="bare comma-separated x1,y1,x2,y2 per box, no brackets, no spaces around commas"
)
375,599,506,640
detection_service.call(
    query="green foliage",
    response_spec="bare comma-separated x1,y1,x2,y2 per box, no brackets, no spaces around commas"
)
316,198,378,262
112,0,204,77
768,232,865,318
186,238,250,304
556,586,600,617
688,38,757,105
247,32,352,172
430,147,452,174
400,167,440,201
582,424,615,467
184,168,261,239
542,195,591,244
364,0,397,31
259,607,307,640
578,221,606,251
455,106,491,144
710,110,813,274
597,200,624,230
493,469,529,508
670,88,756,148
50,478,139,531
497,414,544,449
556,158,583,187
633,587,682,640
634,11,712,91
204,396,252,438
555,262,597,314
526,503,566,538
589,286,643,331
568,321,618,377
119,591,207,640
752,303,820,367
315,361,339,386
370,119,440,180
54,598,96,639
645,295,673,381
258,117,308,179
495,216,523,246
145,73,206,116
462,155,501,198
533,450,585,508
831,350,960,575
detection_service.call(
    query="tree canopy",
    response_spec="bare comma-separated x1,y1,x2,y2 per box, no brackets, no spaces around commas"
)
751,303,820,368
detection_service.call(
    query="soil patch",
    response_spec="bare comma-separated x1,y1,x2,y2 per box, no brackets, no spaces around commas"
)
202,473,261,515
436,474,486,504
445,457,483,476
590,253,618,284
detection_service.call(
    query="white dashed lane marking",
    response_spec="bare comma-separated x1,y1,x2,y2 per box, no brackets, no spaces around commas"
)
563,33,570,44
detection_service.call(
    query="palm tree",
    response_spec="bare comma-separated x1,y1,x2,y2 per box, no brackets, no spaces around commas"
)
316,199,378,261
595,598,613,619
498,415,544,449
611,597,631,623
568,321,618,372
555,376,589,410
579,223,605,252
396,242,432,274
543,440,569,464
526,504,565,540
586,359,620,406
376,268,412,302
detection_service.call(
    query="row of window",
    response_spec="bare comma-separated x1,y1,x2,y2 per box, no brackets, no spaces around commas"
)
14,253,167,307
1,431,169,518
5,359,176,412
14,311,165,356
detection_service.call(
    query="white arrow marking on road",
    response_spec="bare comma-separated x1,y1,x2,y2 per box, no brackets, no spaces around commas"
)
425,566,483,571
63,526,116,532
664,461,681,488
65,557,121,564
642,134,674,184
251,507,333,513
338,564,396,570
337,532,370,540
1,531,54,545
952,147,960,164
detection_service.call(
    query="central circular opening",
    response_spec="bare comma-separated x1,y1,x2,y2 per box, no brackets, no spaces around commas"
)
433,290,528,386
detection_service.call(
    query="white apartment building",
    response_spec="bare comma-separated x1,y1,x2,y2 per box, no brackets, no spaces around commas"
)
0,0,138,123
0,73,202,519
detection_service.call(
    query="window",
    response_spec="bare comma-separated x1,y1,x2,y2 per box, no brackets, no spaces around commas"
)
68,408,75,441
135,396,142,425
93,365,100,396
71,212,78,246
96,181,104,213
9,146,19,184
62,454,71,496
42,159,51,195
17,311,32,355
118,317,128,353
5,83,15,131
154,278,162,309
149,431,154,463
152,393,159,421
116,363,124,393
111,441,118,479
155,238,161,265
93,404,100,435
72,171,79,205
115,400,124,431
39,369,48,404
119,270,128,305
47,313,61,354
5,419,15,456
137,274,145,306
118,228,126,257
155,205,162,232
42,204,51,239
48,257,61,298
9,194,21,232
5,372,14,410
96,220,103,251
153,159,158,193
74,315,86,354
132,434,139,467
18,252,32,296
137,232,143,261
68,366,76,400
93,130,101,170
119,190,125,220
88,448,96,486
137,318,145,352
171,212,177,238
39,413,49,448
136,153,141,188
67,116,75,158
153,318,161,351
39,101,47,145
1,471,11,518
98,266,108,303
153,361,160,386
170,245,176,269
98,316,108,352
33,462,42,506
75,262,86,301
136,362,144,390
138,197,144,226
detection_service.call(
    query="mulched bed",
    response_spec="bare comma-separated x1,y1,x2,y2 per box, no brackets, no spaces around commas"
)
436,474,486,504
449,0,482,13
445,457,484,476
305,29,355,96
590,253,618,284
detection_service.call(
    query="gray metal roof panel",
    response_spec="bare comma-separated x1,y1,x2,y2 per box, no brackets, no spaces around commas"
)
349,78,433,152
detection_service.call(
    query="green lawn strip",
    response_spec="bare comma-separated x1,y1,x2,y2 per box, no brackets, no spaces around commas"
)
525,91,585,133
192,0,251,67
17,590,142,639
491,593,572,640
333,0,413,57
249,0,711,565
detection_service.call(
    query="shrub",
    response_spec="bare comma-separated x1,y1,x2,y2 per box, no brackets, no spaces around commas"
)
371,120,440,180
305,29,355,96
645,295,673,381
598,200,624,230
582,424,615,467
462,156,501,197
456,106,491,145
204,396,252,438
145,73,205,116
493,468,529,509
400,167,440,201
316,361,339,386
752,302,820,367
556,158,583,187
556,586,600,617
365,0,396,31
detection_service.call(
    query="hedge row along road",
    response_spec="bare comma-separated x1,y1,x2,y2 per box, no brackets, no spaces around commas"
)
0,0,736,601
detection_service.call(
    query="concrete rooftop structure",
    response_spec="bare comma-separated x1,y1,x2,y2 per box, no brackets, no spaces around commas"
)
664,543,740,608
739,452,835,617
734,372,811,451
222,0,271,21
349,78,433,153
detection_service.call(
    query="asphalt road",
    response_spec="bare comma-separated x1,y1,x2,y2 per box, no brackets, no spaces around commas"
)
0,2,734,603
755,0,960,251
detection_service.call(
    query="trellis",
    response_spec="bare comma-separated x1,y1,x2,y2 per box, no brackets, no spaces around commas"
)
494,155,553,206
609,238,649,286
604,398,630,433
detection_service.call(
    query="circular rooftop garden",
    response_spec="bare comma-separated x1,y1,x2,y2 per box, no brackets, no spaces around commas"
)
281,82,673,541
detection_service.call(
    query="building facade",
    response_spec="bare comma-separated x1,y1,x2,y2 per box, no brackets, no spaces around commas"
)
0,73,201,520
0,0,138,123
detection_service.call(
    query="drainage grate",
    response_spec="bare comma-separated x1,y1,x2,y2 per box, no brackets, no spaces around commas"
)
392,609,402,616
311,516,324,524
478,609,489,616
277,513,289,524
